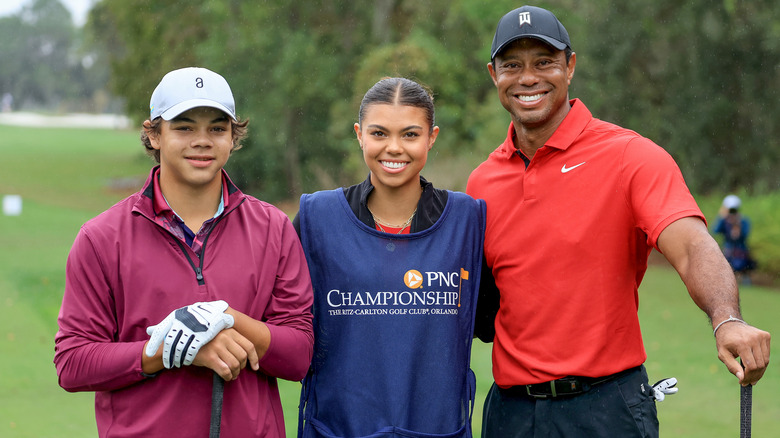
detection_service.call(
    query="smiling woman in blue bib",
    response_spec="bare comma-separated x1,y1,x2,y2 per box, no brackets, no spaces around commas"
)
293,77,486,438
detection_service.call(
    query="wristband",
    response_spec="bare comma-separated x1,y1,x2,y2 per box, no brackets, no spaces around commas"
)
713,315,746,337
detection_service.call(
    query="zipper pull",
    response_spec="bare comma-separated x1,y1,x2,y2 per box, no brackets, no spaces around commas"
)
195,267,204,282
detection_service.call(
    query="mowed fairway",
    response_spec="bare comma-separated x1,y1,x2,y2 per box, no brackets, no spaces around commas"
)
0,124,777,437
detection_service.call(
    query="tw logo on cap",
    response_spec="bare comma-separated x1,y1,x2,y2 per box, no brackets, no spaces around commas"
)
519,11,532,27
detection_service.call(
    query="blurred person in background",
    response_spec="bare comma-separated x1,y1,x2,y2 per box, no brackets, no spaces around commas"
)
714,194,756,285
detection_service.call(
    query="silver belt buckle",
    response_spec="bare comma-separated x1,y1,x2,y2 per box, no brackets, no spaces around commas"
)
525,382,556,398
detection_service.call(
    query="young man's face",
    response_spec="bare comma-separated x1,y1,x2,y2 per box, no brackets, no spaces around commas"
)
150,106,233,193
488,38,576,131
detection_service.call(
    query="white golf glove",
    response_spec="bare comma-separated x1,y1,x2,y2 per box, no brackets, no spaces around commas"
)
652,377,679,402
145,300,235,369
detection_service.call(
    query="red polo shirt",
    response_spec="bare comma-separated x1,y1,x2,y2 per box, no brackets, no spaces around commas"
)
467,99,704,386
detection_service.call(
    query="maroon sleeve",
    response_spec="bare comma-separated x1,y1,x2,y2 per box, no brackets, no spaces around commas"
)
256,216,314,381
54,229,148,392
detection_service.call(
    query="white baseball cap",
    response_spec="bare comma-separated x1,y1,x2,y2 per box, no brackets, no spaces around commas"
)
723,194,741,210
149,67,236,121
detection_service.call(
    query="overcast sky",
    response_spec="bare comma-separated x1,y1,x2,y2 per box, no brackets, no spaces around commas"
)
0,0,95,26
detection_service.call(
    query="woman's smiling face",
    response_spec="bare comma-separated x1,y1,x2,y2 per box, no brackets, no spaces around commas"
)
355,103,438,192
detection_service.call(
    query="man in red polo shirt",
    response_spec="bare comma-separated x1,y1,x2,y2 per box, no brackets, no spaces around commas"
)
467,5,771,437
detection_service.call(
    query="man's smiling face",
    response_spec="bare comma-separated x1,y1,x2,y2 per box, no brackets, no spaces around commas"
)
489,38,576,131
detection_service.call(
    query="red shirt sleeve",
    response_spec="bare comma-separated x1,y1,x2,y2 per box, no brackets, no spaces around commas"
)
620,137,705,249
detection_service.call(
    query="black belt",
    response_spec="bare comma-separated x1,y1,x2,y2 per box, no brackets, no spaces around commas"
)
502,366,640,399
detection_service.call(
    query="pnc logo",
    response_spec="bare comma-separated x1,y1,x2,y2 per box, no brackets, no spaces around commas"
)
404,270,424,289
403,268,469,289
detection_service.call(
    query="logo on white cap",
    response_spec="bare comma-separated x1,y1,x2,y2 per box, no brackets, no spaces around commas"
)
519,11,532,27
149,67,237,121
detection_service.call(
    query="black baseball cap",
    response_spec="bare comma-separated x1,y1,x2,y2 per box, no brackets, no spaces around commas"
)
490,6,571,60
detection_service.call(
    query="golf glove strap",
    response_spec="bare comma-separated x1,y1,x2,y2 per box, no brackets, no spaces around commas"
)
145,300,235,368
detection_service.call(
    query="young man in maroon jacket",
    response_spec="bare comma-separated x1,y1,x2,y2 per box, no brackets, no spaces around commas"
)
55,67,314,437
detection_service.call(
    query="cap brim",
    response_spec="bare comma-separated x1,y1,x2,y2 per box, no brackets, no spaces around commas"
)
492,35,568,59
160,99,236,121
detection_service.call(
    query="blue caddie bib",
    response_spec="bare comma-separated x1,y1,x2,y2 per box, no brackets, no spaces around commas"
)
297,188,485,438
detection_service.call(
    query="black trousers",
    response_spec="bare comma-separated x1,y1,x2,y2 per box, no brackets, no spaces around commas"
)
482,365,659,438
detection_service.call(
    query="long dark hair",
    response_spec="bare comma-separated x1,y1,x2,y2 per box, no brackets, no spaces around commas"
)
358,77,435,133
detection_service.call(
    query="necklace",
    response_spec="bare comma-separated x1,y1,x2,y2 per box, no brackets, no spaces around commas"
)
369,207,417,234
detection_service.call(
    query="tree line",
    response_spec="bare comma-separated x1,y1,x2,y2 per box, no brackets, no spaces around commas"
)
0,0,118,114
4,0,779,201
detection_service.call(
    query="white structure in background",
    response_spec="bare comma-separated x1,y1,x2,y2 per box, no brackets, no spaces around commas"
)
2,195,22,216
0,112,130,129
1,93,12,112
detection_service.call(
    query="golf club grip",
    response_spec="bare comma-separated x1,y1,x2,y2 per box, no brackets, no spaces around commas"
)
740,384,752,438
210,372,225,438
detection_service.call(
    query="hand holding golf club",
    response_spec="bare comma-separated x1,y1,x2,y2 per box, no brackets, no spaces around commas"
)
712,315,771,386
192,328,259,381
146,300,235,369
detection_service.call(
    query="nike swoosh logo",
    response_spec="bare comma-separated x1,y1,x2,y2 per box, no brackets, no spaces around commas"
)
561,162,586,173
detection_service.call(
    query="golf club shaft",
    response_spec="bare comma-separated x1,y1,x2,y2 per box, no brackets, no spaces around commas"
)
739,358,752,438
740,383,752,438
210,371,225,438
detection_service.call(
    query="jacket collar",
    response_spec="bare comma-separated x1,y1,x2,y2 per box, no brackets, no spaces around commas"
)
347,173,441,231
136,166,243,218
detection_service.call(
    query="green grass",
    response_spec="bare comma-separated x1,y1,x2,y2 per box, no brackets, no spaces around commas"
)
638,263,779,436
0,125,151,437
1,124,777,437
